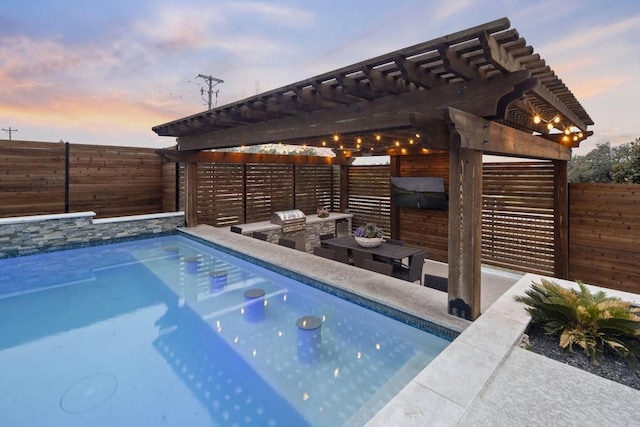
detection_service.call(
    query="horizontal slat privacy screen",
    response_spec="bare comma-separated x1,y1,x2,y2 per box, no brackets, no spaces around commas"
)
482,162,555,275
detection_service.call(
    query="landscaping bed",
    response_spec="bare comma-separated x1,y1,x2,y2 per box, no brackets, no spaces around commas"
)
526,323,640,391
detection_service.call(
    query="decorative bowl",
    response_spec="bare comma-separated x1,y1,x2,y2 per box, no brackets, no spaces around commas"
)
355,237,383,248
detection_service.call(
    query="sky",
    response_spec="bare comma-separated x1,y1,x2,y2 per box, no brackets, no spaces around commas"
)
1,0,639,156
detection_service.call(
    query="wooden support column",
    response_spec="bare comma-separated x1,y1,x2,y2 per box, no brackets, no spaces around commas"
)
339,164,349,213
553,160,569,278
447,113,483,320
185,161,198,227
389,155,401,239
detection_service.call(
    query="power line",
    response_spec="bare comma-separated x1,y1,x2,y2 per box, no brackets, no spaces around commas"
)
2,127,18,140
195,74,223,109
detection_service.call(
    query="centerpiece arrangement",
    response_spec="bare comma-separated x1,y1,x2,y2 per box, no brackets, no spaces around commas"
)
316,207,330,218
353,223,384,248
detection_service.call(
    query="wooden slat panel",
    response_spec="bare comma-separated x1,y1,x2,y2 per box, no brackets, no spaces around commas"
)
347,165,391,235
162,162,177,211
245,163,294,223
295,165,333,215
196,163,244,225
569,183,640,293
397,153,450,262
482,161,555,274
0,140,66,217
68,144,163,218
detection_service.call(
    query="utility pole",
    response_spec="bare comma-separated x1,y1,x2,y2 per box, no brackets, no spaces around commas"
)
195,74,223,109
2,127,18,140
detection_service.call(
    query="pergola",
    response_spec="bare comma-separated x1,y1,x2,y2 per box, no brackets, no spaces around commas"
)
153,17,593,320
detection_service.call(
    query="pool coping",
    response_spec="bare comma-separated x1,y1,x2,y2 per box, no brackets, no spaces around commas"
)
366,274,640,426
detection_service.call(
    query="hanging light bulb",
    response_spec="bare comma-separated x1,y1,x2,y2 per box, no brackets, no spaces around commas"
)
333,134,339,142
564,128,571,135
546,122,554,130
553,116,561,124
375,134,381,141
533,115,542,124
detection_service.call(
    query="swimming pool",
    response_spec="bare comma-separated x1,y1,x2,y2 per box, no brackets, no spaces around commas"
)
0,234,450,426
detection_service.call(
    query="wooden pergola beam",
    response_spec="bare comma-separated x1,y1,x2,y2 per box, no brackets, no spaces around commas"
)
445,108,572,161
177,71,534,151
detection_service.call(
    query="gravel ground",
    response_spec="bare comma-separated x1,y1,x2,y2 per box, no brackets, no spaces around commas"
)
524,323,640,391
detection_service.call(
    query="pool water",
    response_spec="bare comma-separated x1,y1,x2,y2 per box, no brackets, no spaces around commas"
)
0,235,450,426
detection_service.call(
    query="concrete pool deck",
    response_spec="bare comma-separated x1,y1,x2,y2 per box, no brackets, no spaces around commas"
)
181,225,640,426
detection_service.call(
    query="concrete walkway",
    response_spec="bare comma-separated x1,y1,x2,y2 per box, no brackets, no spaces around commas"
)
367,273,640,426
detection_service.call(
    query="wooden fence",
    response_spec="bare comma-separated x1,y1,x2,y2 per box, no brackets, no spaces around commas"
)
174,159,339,225
0,139,165,218
3,139,639,294
569,183,640,294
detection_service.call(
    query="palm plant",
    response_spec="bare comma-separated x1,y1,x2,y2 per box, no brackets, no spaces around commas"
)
515,279,640,370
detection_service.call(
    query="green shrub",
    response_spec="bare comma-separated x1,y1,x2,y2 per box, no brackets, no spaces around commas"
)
515,279,640,370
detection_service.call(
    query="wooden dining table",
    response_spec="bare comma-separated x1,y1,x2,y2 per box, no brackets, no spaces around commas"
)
322,236,424,264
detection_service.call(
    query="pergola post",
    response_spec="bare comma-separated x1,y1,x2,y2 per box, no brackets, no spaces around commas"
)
185,161,198,227
447,122,483,320
339,164,349,213
554,160,569,278
389,156,401,239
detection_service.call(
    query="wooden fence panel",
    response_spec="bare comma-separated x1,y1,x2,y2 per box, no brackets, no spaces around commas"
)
0,140,66,217
68,144,163,217
347,165,391,236
245,163,294,223
295,164,333,215
189,160,335,226
162,162,178,212
196,163,245,226
482,162,556,275
331,165,341,212
569,183,640,293
398,153,450,262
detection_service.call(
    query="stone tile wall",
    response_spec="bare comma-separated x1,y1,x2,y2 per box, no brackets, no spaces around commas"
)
0,212,185,258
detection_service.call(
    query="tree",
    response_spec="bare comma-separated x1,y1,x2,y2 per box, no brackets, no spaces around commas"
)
568,143,616,183
568,140,640,184
612,139,640,184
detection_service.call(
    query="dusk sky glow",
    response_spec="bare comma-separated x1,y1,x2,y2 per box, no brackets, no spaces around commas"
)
1,0,639,155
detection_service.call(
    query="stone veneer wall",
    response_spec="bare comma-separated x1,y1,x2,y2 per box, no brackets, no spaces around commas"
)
259,218,351,253
0,211,185,258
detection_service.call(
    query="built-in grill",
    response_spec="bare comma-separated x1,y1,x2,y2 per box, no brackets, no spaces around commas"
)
271,209,306,233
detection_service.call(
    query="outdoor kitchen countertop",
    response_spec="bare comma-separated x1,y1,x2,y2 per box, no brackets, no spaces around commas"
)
223,212,352,235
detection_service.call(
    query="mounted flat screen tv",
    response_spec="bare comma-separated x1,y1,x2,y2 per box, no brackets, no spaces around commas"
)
391,177,447,210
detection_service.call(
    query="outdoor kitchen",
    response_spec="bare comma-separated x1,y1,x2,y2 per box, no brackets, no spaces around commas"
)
228,210,352,253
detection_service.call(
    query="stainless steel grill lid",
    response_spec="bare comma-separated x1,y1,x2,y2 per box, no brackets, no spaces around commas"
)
271,209,306,232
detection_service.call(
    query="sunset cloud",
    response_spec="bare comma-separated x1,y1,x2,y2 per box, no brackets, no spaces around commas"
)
1,0,638,151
